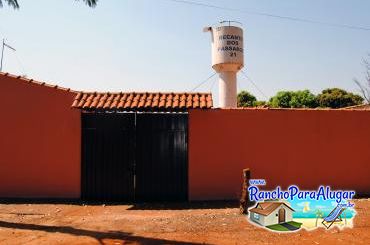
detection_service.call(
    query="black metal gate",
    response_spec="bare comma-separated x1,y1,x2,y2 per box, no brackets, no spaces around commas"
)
81,112,188,202
82,113,136,201
135,113,188,201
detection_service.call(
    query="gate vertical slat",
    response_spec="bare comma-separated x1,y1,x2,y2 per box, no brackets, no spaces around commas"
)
82,113,135,201
135,113,188,202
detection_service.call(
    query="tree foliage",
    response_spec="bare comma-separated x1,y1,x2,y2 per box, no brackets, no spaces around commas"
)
269,91,292,108
316,88,363,108
269,90,318,108
254,100,267,107
237,90,257,107
0,0,97,9
238,88,363,109
237,91,266,107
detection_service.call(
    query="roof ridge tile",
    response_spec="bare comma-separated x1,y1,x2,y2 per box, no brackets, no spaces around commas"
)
70,91,213,110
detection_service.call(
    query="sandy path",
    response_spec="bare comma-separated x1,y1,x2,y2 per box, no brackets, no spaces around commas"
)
0,199,369,244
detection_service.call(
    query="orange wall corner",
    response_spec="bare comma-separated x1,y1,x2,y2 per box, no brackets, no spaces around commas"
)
0,74,81,198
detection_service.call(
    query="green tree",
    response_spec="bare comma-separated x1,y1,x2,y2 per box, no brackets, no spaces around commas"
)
0,0,97,8
269,90,317,108
254,101,267,107
237,90,257,107
316,88,364,108
290,90,318,108
269,91,292,108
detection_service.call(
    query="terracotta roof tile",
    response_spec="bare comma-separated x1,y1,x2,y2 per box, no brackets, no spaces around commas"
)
90,93,101,108
172,94,180,108
144,93,153,108
78,94,88,108
102,94,113,109
152,93,160,107
72,92,213,110
83,94,95,109
109,94,118,109
193,94,200,108
138,93,146,108
199,94,207,108
96,93,107,108
179,94,187,108
158,94,167,108
165,94,173,108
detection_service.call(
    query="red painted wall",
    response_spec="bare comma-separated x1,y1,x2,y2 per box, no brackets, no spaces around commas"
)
0,74,81,198
189,109,370,200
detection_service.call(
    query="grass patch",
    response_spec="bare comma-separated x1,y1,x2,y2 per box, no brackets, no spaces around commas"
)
288,221,302,228
266,221,302,232
266,224,290,231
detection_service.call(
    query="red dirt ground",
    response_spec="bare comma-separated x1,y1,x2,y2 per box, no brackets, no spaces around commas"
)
0,199,369,244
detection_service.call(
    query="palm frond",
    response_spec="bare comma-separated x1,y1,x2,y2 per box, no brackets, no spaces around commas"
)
77,0,98,7
0,0,19,9
0,0,97,8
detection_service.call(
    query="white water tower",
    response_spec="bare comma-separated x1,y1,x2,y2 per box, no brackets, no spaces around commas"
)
204,21,244,108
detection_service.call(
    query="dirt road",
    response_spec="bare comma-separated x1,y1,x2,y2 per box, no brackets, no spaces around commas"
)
0,199,369,244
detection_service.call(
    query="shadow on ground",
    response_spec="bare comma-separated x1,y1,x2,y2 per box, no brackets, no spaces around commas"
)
0,199,241,210
0,220,207,245
127,201,239,210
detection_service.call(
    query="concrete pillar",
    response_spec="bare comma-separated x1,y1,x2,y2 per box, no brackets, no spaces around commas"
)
219,71,237,108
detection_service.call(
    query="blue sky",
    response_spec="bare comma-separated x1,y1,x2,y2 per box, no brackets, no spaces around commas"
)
290,198,356,218
1,0,369,104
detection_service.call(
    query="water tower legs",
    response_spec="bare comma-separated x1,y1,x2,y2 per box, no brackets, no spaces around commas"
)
219,71,237,108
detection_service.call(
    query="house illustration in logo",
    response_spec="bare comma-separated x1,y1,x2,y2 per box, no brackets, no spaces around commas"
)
249,201,295,226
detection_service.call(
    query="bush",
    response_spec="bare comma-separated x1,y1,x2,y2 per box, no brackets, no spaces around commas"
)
237,91,257,107
316,88,364,108
269,90,317,108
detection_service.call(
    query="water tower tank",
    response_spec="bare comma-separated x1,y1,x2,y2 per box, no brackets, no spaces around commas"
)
204,21,244,108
